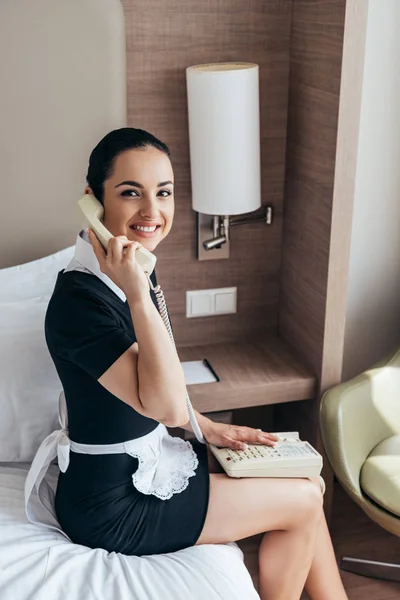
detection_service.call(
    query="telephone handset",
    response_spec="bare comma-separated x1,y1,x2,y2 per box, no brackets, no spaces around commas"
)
77,194,157,275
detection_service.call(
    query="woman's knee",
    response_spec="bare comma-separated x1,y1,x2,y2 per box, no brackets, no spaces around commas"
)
291,478,324,528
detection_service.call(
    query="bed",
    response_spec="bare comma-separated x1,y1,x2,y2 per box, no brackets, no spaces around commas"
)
0,463,258,600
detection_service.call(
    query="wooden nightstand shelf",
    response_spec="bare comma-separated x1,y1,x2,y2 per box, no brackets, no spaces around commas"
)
178,335,317,414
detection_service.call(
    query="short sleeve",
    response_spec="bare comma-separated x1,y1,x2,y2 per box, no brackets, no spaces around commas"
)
45,288,136,380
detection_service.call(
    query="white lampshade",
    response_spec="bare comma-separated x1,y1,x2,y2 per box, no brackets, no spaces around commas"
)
186,62,261,216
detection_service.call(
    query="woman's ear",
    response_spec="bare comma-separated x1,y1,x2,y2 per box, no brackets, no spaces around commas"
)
84,186,94,196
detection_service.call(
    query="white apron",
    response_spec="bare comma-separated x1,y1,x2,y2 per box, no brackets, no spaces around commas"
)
24,391,199,538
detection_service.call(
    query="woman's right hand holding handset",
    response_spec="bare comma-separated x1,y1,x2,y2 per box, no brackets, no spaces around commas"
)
88,229,150,304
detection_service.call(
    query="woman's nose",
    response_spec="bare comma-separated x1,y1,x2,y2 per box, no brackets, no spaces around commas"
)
139,197,159,219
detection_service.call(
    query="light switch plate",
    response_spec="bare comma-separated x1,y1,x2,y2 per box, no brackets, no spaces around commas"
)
190,292,213,317
186,287,237,318
215,291,236,314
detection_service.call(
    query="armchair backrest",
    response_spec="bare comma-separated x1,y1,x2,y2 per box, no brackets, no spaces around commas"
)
320,348,400,499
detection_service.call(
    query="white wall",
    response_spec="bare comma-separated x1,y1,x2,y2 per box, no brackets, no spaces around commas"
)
342,0,400,380
0,0,126,268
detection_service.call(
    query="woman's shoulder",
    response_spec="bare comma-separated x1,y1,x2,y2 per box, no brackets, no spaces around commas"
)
44,271,133,366
46,270,117,321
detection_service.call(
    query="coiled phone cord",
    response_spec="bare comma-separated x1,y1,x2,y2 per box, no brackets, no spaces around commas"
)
146,274,206,445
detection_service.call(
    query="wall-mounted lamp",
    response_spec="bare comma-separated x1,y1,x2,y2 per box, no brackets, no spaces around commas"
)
186,62,273,260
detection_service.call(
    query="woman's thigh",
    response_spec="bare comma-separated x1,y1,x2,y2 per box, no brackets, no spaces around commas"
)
195,473,323,546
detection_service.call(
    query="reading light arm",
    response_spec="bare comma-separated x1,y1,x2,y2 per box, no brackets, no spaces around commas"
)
202,205,274,251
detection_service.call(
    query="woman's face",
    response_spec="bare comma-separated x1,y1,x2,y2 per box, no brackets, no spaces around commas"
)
87,146,175,252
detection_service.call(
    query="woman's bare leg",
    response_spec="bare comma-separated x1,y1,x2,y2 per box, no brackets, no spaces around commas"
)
202,451,348,600
259,511,348,600
303,514,348,600
196,474,324,600
257,512,322,600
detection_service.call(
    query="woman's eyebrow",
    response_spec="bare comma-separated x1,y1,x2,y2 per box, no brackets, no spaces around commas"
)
115,180,174,188
115,180,143,189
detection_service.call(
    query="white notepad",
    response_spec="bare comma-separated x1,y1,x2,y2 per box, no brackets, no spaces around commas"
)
181,360,218,385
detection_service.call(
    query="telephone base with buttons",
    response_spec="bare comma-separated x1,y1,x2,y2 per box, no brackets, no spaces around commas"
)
209,431,323,479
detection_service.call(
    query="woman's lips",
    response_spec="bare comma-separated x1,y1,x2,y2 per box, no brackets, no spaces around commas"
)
129,225,161,238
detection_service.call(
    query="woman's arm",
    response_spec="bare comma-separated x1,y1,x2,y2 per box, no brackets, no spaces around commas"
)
91,232,188,427
98,290,189,428
180,409,213,436
127,290,189,426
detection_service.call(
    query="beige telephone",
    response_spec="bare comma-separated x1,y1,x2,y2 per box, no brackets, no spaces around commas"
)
209,431,323,479
77,194,157,275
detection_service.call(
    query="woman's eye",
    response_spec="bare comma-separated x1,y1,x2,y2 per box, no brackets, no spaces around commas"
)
158,190,172,197
121,189,139,197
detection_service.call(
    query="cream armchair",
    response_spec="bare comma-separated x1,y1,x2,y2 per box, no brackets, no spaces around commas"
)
320,347,400,581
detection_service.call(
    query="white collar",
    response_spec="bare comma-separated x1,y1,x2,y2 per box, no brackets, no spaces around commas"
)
69,229,127,302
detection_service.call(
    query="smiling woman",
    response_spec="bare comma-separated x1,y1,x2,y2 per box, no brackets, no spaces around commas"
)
29,127,214,557
86,128,175,250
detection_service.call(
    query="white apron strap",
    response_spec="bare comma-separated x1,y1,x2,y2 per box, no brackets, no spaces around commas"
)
24,391,71,538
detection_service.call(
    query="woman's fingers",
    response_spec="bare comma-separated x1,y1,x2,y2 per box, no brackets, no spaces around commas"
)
235,426,279,446
223,437,248,451
108,235,129,254
257,431,279,445
252,427,279,444
124,240,142,260
88,229,107,265
88,231,149,300
107,235,139,260
88,230,139,275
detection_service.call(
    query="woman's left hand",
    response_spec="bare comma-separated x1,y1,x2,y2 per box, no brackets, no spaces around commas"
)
203,421,279,451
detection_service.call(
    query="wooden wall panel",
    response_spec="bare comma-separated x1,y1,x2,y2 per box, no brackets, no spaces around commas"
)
277,1,369,511
122,0,292,346
322,0,370,388
279,0,347,383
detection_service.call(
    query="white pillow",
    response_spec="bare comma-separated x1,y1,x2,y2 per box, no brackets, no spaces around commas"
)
0,245,74,302
0,296,61,461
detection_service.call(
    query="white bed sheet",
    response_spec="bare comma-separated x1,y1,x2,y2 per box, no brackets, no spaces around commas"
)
0,464,260,600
